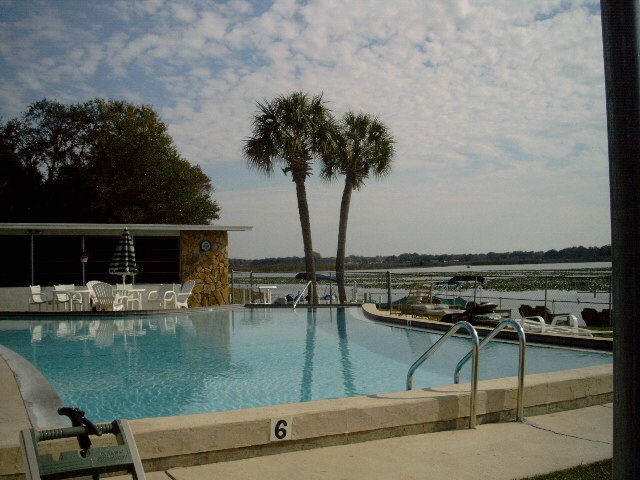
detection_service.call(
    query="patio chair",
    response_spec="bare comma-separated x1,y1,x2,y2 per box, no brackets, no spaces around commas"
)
53,284,83,311
515,314,597,336
581,308,610,328
28,285,50,311
147,284,175,309
119,283,143,310
519,304,568,323
92,282,125,311
61,284,84,311
397,282,434,315
165,280,196,308
518,304,536,317
86,280,101,309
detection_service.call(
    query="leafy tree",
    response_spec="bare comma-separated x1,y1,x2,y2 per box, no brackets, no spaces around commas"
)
322,112,394,303
0,132,43,221
0,98,220,223
243,92,338,303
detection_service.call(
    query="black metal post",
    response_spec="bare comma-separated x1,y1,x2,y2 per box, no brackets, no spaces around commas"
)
600,1,640,477
80,236,86,286
386,271,392,312
29,233,35,285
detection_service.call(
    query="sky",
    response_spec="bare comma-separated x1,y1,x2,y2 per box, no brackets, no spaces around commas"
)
0,0,612,259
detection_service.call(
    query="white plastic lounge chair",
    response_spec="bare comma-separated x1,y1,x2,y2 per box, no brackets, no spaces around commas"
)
92,282,125,311
165,280,196,308
515,314,596,336
86,280,101,309
28,285,50,311
147,284,175,309
398,282,435,316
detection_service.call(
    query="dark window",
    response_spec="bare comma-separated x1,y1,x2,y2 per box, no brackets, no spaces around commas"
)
34,235,83,285
0,234,181,287
0,235,31,287
85,236,180,284
84,236,121,284
134,237,180,283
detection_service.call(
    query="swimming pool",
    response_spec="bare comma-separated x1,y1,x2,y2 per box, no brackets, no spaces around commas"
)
0,307,611,422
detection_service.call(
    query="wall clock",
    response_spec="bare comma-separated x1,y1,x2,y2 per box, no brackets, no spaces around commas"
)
200,240,212,252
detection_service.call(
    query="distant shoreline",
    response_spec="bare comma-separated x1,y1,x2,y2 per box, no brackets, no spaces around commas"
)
230,245,611,272
231,258,612,273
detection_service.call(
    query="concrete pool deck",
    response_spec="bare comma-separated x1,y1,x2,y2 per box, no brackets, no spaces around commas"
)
0,302,613,479
129,403,613,480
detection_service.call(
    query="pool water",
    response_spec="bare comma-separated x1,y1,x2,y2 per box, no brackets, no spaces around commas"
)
0,308,611,422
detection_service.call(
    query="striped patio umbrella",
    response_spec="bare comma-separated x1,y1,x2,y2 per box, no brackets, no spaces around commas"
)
109,227,138,288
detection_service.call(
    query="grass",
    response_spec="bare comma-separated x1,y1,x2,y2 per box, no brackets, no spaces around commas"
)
523,459,612,479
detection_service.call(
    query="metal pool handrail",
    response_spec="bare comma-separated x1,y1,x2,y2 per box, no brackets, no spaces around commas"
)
454,319,527,421
293,281,312,309
406,321,480,428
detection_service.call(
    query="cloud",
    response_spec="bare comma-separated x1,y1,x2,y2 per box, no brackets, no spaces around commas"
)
0,0,610,258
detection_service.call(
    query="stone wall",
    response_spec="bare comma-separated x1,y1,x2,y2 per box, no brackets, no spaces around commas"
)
180,230,229,307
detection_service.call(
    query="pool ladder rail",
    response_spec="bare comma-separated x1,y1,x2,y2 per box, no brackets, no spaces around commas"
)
292,280,312,309
406,320,526,429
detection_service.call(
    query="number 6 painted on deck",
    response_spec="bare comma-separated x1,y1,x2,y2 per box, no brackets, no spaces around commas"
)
270,418,292,441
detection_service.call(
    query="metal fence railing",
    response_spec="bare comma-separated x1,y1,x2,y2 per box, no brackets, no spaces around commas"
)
229,269,612,327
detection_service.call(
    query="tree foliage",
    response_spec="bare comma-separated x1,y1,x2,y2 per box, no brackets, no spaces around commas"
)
243,91,338,303
0,98,220,223
230,245,612,271
321,111,395,302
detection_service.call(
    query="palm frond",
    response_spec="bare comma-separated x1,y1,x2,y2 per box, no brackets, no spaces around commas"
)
328,111,395,190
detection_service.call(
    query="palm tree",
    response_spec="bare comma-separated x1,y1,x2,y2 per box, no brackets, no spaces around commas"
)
322,112,395,303
243,91,337,303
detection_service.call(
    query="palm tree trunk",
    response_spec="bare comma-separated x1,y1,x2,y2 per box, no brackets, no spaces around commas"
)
294,178,318,303
336,180,353,303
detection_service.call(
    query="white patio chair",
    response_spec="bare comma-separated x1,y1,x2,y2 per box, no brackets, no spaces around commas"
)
28,285,50,311
92,282,125,311
165,280,196,308
59,284,84,311
515,315,595,337
147,284,175,309
53,285,78,311
86,280,101,309
119,283,142,310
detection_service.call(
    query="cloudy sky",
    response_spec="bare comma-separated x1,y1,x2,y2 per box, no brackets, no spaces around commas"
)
0,0,611,259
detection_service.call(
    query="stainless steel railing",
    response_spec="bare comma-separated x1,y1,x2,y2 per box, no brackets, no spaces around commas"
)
406,321,480,428
454,319,527,421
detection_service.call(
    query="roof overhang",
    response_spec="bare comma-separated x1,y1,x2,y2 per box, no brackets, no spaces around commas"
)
0,223,253,236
